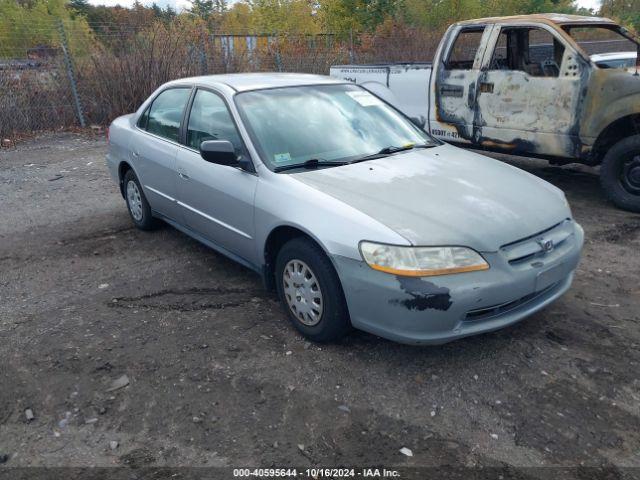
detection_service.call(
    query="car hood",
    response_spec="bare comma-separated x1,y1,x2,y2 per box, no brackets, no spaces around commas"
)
292,144,570,252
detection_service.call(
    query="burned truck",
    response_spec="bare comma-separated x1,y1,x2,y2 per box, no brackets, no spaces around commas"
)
331,14,640,212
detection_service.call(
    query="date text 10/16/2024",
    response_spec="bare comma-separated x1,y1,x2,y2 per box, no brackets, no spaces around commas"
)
233,468,401,478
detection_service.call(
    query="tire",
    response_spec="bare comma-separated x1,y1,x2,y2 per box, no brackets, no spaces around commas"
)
600,135,640,213
123,169,159,230
275,237,351,342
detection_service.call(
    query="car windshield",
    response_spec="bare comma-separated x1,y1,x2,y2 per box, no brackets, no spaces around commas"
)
234,84,438,171
563,25,640,68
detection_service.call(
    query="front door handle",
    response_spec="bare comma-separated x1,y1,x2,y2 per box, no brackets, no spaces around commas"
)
178,172,190,180
439,84,464,98
479,82,494,94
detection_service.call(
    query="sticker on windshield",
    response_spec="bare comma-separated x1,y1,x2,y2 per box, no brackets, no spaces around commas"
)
346,91,384,107
274,152,292,163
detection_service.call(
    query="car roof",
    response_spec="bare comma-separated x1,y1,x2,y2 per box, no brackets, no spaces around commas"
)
166,72,346,93
454,13,617,27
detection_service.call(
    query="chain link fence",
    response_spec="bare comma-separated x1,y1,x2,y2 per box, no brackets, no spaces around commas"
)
0,20,81,138
0,19,441,140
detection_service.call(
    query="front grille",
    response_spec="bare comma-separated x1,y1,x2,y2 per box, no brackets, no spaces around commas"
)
464,282,559,322
500,219,573,265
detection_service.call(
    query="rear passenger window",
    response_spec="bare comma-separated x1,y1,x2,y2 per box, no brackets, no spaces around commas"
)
446,28,485,70
186,89,245,156
145,88,191,142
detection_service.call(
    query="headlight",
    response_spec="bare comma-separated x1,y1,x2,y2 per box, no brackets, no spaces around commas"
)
359,242,489,277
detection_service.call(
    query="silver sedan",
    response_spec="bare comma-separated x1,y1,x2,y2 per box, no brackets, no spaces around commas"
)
106,73,583,344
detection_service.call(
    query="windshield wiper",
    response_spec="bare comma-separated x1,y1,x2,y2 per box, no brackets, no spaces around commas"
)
273,144,435,172
348,143,435,164
274,158,348,173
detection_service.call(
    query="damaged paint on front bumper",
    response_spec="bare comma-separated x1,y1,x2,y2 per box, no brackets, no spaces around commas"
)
332,221,584,345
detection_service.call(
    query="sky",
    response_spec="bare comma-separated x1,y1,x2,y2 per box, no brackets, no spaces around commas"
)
577,0,600,10
88,0,602,13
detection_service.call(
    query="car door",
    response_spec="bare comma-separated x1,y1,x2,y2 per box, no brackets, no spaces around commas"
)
430,25,490,144
474,24,584,157
175,88,258,265
132,87,192,222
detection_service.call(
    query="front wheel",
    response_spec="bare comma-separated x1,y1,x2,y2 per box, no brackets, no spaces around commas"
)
600,135,640,213
123,169,159,230
275,237,351,342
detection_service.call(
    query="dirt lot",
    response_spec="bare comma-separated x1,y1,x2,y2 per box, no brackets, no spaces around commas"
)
1,133,639,477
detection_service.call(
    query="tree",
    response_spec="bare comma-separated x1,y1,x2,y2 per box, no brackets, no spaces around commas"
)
249,0,318,33
361,0,398,30
68,0,90,16
0,0,93,58
190,0,215,19
316,0,399,34
151,2,163,19
213,0,227,14
316,0,362,34
163,5,177,22
399,0,579,30
600,0,640,31
222,1,254,32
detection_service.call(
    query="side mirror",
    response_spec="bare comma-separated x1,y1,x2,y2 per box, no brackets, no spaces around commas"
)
410,117,425,129
200,140,238,167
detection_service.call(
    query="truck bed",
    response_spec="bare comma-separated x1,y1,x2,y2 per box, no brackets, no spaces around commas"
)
331,63,431,85
329,63,432,127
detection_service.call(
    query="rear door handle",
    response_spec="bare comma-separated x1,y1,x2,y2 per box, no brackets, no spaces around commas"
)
178,171,190,180
479,82,494,94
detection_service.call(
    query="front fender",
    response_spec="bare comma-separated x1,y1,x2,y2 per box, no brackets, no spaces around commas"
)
252,171,410,267
580,70,640,143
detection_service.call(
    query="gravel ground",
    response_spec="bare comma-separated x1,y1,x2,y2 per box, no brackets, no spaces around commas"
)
0,133,639,477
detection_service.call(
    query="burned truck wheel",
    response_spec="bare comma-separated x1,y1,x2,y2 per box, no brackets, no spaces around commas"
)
600,135,640,213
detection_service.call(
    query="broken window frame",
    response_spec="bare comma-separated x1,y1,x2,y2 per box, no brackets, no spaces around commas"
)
562,24,640,69
487,25,567,78
444,26,486,71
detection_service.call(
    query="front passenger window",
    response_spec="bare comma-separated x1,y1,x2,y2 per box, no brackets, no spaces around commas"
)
187,89,245,157
489,27,565,78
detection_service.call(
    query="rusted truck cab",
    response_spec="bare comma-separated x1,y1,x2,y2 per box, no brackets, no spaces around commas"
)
430,14,640,211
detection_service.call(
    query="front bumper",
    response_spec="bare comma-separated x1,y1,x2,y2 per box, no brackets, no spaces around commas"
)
332,221,584,345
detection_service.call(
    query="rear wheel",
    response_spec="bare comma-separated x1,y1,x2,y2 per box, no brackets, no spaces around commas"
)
600,135,640,213
123,169,159,230
275,237,351,342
